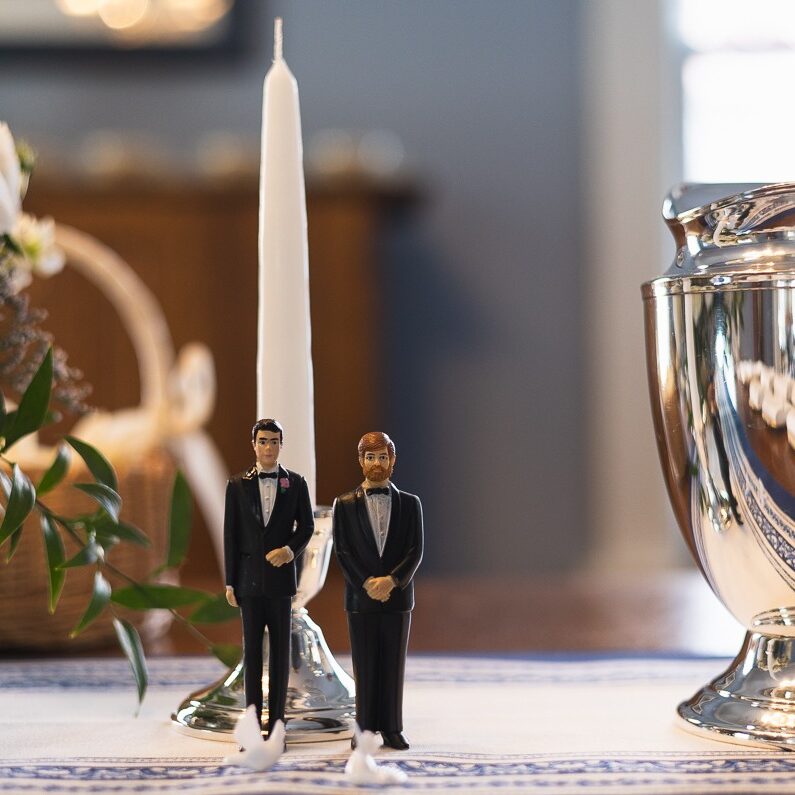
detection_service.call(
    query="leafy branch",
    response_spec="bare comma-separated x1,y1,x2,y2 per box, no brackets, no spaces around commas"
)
0,348,241,711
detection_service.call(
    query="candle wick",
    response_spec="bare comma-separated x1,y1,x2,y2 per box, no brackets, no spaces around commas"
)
274,17,283,61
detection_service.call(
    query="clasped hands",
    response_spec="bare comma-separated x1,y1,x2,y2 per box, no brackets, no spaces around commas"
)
364,575,396,602
266,545,294,567
224,546,295,608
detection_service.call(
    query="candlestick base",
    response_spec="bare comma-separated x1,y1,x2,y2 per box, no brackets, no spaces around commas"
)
171,607,355,743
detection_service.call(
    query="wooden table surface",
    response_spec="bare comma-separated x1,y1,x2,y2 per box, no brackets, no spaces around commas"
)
0,564,744,660
142,566,744,659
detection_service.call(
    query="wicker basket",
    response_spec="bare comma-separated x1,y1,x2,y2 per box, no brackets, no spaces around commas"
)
0,225,224,650
0,448,175,650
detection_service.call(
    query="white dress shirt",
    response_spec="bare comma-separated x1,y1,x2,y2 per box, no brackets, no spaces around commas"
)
364,483,392,557
256,464,279,527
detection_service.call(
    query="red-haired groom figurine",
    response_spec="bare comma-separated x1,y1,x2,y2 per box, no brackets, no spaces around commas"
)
332,432,423,750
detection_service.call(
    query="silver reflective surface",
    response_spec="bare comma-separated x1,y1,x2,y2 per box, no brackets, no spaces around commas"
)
644,182,795,748
171,508,355,743
679,633,795,749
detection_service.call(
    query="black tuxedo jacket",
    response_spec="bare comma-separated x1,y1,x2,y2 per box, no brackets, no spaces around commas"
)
332,483,423,613
224,465,314,598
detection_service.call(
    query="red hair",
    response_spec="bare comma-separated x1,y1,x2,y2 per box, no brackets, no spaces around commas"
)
357,431,396,459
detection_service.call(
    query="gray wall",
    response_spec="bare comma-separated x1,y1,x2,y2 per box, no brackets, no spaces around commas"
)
0,0,584,575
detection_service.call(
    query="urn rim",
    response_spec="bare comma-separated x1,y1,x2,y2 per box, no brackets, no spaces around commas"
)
650,182,795,286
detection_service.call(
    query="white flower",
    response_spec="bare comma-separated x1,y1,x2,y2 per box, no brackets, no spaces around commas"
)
10,213,64,277
0,123,21,237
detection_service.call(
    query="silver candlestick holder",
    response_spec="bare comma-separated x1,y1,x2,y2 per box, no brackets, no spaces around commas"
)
171,507,355,742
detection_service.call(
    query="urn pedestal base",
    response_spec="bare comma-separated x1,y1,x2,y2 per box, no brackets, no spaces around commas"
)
678,632,795,750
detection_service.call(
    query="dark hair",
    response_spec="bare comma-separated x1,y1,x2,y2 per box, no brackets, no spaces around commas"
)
251,418,284,443
357,431,395,459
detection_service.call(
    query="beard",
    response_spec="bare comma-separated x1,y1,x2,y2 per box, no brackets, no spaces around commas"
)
362,461,393,482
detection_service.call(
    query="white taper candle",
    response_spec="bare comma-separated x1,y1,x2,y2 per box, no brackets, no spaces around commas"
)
256,17,316,504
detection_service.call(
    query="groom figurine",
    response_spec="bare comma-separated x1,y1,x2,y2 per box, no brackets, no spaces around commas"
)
224,418,314,737
332,431,423,750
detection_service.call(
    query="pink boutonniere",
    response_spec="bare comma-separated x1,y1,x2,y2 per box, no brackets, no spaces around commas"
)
280,477,290,491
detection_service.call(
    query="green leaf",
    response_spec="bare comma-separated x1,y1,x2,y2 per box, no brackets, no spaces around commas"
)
70,571,111,637
37,443,72,495
5,527,23,562
40,514,66,612
94,517,150,549
60,535,102,568
189,592,240,624
111,584,209,610
0,465,35,546
2,232,21,256
110,522,150,547
3,348,52,451
164,471,191,570
91,522,119,551
65,436,117,491
74,482,121,522
211,643,242,669
112,618,148,712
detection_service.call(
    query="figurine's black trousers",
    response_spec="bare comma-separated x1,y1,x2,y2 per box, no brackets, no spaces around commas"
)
240,595,291,734
347,611,411,733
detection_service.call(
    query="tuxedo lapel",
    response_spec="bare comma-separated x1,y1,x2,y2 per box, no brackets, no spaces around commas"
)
264,464,289,531
382,483,402,560
354,486,380,557
242,469,264,526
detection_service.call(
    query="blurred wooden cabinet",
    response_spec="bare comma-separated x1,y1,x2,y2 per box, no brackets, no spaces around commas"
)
25,174,418,572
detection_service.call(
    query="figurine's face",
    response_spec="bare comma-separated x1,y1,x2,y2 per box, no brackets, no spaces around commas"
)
253,430,282,469
360,446,394,483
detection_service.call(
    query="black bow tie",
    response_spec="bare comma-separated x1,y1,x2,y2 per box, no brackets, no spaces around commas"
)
366,487,390,496
258,471,278,480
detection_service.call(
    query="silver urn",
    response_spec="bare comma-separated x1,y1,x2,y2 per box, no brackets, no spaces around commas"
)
644,182,795,749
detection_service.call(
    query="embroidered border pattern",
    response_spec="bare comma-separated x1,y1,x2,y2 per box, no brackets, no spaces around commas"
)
0,657,724,690
4,754,795,792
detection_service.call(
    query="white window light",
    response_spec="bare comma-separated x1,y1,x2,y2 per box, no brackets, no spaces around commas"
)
678,0,795,182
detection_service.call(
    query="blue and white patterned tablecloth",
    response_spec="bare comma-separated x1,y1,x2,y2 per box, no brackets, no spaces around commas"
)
3,654,795,794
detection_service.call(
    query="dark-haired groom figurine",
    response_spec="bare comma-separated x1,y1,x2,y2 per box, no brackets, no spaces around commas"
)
332,432,423,750
224,418,314,737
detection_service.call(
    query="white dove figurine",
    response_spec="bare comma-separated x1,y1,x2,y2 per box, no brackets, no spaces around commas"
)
344,726,408,786
224,706,285,771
